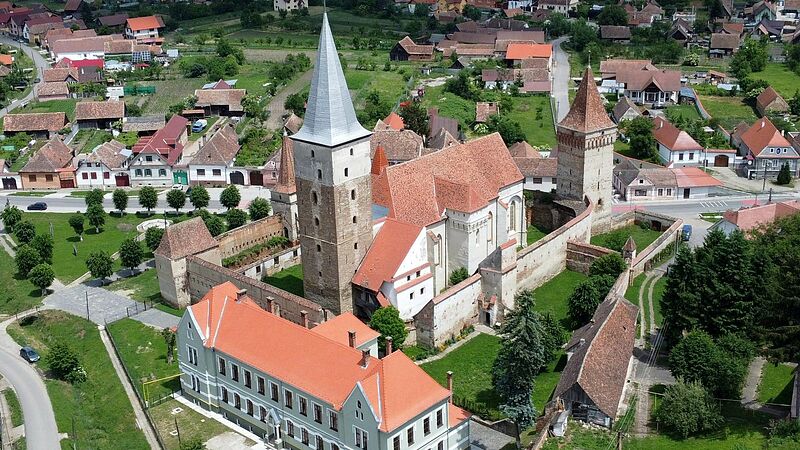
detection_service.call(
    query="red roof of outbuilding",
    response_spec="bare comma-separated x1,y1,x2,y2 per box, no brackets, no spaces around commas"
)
739,117,792,156
672,167,723,188
652,117,702,151
505,43,552,59
383,112,404,131
126,15,163,31
352,218,422,291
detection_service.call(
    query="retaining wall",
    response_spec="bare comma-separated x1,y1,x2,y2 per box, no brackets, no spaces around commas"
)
216,215,284,259
414,274,482,348
240,245,302,279
565,241,614,275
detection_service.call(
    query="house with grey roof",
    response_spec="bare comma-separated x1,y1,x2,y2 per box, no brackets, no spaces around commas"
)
75,139,132,188
188,123,242,186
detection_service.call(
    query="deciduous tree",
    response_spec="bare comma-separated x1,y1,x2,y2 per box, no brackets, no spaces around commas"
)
86,251,114,282
1,205,22,231
189,185,210,210
86,204,106,233
119,238,143,273
15,244,42,277
226,208,247,229
248,197,271,221
138,186,158,213
14,220,35,244
45,342,86,383
84,188,104,207
654,380,722,438
30,234,53,264
28,263,54,296
589,253,627,278
369,306,408,353
113,189,128,214
69,214,85,241
145,227,165,252
166,189,186,213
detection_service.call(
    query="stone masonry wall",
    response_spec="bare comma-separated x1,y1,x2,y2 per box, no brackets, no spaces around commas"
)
566,241,614,275
414,274,482,348
186,256,326,326
216,216,284,259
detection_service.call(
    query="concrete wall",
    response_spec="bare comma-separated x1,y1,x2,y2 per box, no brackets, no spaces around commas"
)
185,256,326,326
515,200,595,291
216,215,284,259
414,274,482,348
241,245,302,279
565,241,614,275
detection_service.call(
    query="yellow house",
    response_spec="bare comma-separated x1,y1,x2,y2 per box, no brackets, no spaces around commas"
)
438,0,466,13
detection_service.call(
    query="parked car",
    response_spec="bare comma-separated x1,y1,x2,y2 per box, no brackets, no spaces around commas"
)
27,202,47,211
33,77,40,83
19,346,40,363
191,119,208,133
681,224,692,241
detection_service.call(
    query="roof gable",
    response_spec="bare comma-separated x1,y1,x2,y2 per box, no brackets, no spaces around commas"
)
558,67,615,133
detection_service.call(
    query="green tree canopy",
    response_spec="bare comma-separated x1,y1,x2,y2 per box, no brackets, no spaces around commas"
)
226,208,247,229
597,4,628,25
84,188,105,207
69,214,85,240
1,205,22,231
654,380,722,438
449,267,469,286
45,342,86,384
589,253,627,278
14,220,36,244
15,244,42,278
145,227,165,252
248,197,272,221
86,251,114,281
220,185,241,210
166,189,186,213
86,204,106,233
112,189,128,214
190,185,210,210
486,115,525,145
138,186,158,213
29,263,54,296
399,101,430,138
119,238,144,272
625,116,657,161
30,234,54,264
369,306,408,353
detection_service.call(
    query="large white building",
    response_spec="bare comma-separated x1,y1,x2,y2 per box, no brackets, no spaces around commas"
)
178,282,471,450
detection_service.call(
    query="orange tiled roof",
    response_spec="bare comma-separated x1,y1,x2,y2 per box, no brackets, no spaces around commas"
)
671,167,723,188
722,200,800,232
652,117,702,151
126,15,163,31
311,312,380,347
190,282,451,431
384,112,404,131
505,43,552,59
739,117,792,156
558,67,615,133
352,218,422,291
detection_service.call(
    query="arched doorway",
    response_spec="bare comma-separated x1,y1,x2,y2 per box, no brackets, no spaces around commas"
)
714,155,729,167
230,171,245,185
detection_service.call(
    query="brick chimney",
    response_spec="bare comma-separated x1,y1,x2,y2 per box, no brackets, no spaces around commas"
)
300,310,309,329
236,289,247,302
360,349,370,368
266,296,275,314
446,371,453,400
385,336,393,355
348,330,356,348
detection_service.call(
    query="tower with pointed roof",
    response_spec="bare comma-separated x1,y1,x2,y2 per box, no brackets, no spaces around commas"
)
271,133,299,242
290,13,373,315
556,67,617,231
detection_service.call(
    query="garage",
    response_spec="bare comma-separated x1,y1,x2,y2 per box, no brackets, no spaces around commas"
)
2,177,17,190
115,174,130,187
230,171,245,185
714,155,729,167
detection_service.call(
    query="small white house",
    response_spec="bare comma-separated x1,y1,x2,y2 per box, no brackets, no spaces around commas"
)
124,16,164,41
75,140,132,188
187,123,241,186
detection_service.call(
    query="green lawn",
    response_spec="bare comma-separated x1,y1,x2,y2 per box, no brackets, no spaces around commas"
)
421,85,475,130
757,362,796,405
107,268,182,316
0,241,42,314
72,129,113,154
698,95,758,130
346,69,407,114
749,64,800,99
140,78,206,116
15,99,79,121
12,212,148,283
9,190,53,196
532,269,588,328
106,318,181,404
591,224,663,252
508,95,556,148
527,224,549,245
6,311,149,450
651,275,666,326
188,116,219,142
150,399,241,450
3,387,23,427
666,103,701,122
262,264,304,297
543,406,779,450
625,273,646,338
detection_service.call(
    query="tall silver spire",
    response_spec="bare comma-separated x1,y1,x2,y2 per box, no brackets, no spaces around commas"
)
291,13,370,147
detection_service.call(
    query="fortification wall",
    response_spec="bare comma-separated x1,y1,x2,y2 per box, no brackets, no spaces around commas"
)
414,274,482,348
185,256,326,326
241,245,302,279
566,241,614,275
216,216,284,259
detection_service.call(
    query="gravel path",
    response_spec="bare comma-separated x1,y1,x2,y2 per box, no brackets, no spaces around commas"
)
264,69,312,130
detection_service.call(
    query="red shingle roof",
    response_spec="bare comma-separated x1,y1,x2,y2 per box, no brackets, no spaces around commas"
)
75,100,124,121
190,123,239,166
739,117,792,156
384,112,404,131
558,67,615,133
505,43,552,59
126,15,163,31
672,167,723,188
155,217,217,259
311,312,380,347
273,134,296,194
19,139,73,173
652,117,702,151
3,112,67,132
353,218,422,291
721,200,800,232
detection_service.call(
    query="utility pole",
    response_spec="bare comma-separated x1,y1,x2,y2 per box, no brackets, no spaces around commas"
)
174,417,181,445
768,187,773,203
85,290,90,321
616,431,623,450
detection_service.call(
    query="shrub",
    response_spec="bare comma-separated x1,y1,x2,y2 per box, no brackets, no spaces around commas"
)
145,227,165,252
14,220,36,244
369,306,408,353
589,253,627,278
654,380,722,438
449,267,469,286
15,244,42,277
44,342,87,384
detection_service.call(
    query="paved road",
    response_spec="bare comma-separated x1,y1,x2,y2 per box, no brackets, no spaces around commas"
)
551,37,571,123
0,36,49,117
0,311,61,450
613,191,799,219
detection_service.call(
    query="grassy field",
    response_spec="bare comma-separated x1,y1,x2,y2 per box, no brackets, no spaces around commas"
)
757,362,796,405
72,129,113,154
749,64,800,99
346,69,408,115
263,264,304,297
651,276,666,326
527,224,549,245
3,387,23,427
15,99,79,121
139,78,206,116
106,318,181,403
7,311,149,450
0,243,42,314
107,268,182,316
508,95,556,148
532,270,588,328
12,212,148,283
591,224,663,252
666,103,702,121
698,95,758,130
542,406,779,450
625,273,646,337
149,399,240,450
421,85,475,130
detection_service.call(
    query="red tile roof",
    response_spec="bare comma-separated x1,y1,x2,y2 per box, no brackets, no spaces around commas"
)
505,43,552,59
190,282,451,431
0,54,11,66
75,100,124,121
273,134,296,194
671,167,722,188
126,15,163,31
384,112,404,131
508,141,540,158
721,200,800,232
353,218,422,291
155,217,217,259
3,112,67,132
617,69,681,92
652,117,702,151
132,115,188,165
755,86,786,112
475,102,499,123
559,67,615,133
739,117,792,156
371,145,389,175
19,139,73,173
372,133,523,227
311,312,380,347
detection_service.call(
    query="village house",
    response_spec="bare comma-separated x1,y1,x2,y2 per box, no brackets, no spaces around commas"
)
652,117,704,165
614,156,678,201
43,28,96,50
98,13,129,30
554,297,638,428
0,158,21,190
195,88,246,117
755,86,789,116
475,102,499,123
390,36,435,61
3,112,67,139
188,123,242,186
751,18,785,40
74,139,132,188
284,113,303,135
18,138,76,189
370,127,427,165
176,281,471,450
22,15,63,45
733,117,800,178
124,15,164,41
75,100,125,129
36,81,70,101
599,59,656,80
274,0,305,11
710,33,741,57
611,97,640,123
617,69,681,106
537,0,578,14
129,115,189,187
599,25,632,43
50,35,118,61
710,200,800,235
375,112,404,132
121,115,165,136
504,43,552,69
668,18,693,44
514,149,557,192
43,68,79,84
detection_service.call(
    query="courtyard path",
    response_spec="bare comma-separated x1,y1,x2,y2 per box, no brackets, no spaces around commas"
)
265,69,313,130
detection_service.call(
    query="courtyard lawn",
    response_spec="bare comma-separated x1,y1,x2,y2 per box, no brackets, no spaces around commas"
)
530,352,566,412
149,398,243,450
749,64,800,99
73,129,113,154
508,95,556,148
15,99,79,121
140,78,206,116
542,405,776,450
651,276,666,326
106,318,180,403
666,103,701,122
0,244,42,314
532,270,588,327
697,95,758,130
591,224,663,252
3,387,23,427
262,264,304,297
757,362,796,405
6,311,149,450
188,116,218,142
346,69,408,112
421,333,502,418
527,224,549,245
108,268,182,316
12,212,148,283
